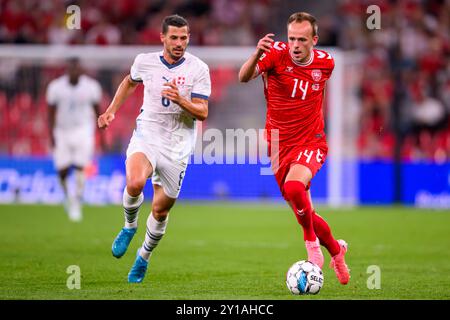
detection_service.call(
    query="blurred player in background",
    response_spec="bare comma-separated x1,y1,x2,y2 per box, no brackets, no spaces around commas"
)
98,15,211,283
46,58,103,222
239,12,350,284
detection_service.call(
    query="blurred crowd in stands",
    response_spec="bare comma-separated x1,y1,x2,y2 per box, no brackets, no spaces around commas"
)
0,0,273,46
0,0,449,162
339,0,449,162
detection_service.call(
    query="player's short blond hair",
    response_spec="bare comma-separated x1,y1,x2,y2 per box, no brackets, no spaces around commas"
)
287,12,318,37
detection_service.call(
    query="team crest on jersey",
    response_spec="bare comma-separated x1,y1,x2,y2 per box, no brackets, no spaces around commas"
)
311,69,322,82
176,76,185,85
285,66,294,73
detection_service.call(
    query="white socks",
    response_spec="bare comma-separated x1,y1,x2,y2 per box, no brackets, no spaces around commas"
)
122,187,168,261
139,212,168,261
123,188,144,229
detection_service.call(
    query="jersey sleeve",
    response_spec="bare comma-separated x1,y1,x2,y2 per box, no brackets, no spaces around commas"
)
324,52,335,79
329,56,335,74
46,81,58,106
191,63,211,101
256,51,276,74
130,54,144,82
315,49,335,78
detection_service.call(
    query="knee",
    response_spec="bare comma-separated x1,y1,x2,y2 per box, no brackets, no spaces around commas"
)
126,177,146,196
283,180,306,202
283,180,309,207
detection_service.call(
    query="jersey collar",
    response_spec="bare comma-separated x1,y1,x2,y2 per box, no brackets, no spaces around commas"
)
159,54,186,69
290,50,314,67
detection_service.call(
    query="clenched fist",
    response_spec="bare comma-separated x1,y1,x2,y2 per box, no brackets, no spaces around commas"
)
98,112,115,129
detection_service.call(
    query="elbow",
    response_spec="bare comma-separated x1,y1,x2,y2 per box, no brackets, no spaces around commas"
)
238,72,249,83
197,108,208,121
197,112,208,121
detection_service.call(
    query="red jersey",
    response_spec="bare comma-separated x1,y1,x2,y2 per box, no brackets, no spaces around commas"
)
257,42,334,149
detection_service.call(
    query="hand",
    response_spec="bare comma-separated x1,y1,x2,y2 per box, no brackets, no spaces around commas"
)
256,33,275,55
97,111,115,129
161,79,182,104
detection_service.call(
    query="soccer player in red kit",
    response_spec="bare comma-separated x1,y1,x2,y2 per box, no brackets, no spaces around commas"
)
239,12,350,284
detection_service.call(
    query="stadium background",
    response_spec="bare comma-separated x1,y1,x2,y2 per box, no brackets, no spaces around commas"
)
0,0,449,300
0,0,448,206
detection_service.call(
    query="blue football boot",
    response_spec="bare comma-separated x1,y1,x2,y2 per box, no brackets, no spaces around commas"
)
128,249,148,283
111,227,137,258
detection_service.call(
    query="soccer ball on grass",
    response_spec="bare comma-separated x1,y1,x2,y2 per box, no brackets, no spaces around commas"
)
286,260,324,295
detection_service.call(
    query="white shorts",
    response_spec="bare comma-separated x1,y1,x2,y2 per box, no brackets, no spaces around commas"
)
53,128,94,170
126,133,188,199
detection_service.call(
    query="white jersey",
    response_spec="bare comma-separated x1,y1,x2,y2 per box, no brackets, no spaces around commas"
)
46,74,102,133
130,51,211,160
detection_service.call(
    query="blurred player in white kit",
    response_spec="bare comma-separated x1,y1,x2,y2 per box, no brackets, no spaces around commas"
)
97,15,211,283
46,58,103,222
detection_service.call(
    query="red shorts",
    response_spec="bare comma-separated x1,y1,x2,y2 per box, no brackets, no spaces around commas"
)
270,143,328,199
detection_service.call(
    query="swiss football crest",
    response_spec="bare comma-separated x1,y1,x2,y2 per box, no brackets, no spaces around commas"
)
311,69,322,82
176,76,185,85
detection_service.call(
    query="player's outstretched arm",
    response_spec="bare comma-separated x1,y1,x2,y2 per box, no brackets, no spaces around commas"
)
98,75,139,129
238,33,274,83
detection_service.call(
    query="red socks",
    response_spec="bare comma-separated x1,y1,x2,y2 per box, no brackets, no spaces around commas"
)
283,180,316,241
284,180,341,256
312,211,340,256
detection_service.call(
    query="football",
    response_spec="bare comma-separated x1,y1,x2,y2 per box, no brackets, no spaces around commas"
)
286,260,324,295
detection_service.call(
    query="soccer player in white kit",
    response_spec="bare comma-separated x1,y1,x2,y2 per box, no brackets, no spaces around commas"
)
98,15,211,283
46,58,103,222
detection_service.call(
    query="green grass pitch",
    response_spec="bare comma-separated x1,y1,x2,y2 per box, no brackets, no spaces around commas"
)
0,203,449,300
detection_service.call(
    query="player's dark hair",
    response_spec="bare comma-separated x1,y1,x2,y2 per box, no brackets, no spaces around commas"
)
287,12,318,37
162,14,189,34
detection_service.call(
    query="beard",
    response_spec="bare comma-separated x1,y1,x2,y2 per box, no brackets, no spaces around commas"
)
169,47,185,61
